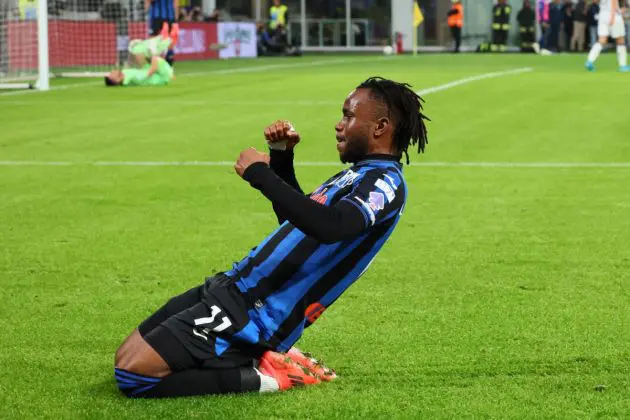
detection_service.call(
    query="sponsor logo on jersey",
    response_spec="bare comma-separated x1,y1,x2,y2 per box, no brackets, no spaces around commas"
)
368,191,385,211
334,169,360,188
375,178,395,202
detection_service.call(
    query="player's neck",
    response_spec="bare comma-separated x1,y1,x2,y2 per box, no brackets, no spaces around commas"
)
357,153,400,163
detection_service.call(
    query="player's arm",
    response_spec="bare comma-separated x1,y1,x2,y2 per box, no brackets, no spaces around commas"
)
145,55,160,78
173,0,179,20
266,121,303,194
265,121,305,224
236,152,365,244
269,149,304,224
145,0,151,13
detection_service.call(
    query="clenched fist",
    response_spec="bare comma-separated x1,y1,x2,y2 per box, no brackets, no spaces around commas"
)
264,120,301,151
234,147,270,178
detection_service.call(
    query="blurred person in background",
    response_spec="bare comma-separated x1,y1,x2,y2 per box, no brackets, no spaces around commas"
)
146,0,178,66
257,22,301,56
205,7,220,22
518,0,536,52
548,0,563,51
572,0,588,50
536,0,550,51
491,0,512,52
562,0,574,50
588,0,600,47
585,0,629,71
447,0,464,53
269,0,288,31
178,6,189,21
623,0,630,45
19,0,37,20
189,5,202,21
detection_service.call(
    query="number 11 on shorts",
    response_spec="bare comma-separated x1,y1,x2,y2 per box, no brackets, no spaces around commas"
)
192,305,232,341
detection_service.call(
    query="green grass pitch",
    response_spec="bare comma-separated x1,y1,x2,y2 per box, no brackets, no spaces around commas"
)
1,53,630,418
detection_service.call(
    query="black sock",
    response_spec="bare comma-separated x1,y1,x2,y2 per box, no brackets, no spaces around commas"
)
116,367,261,398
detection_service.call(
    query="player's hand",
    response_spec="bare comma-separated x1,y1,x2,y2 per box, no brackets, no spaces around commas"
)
234,147,270,178
264,120,301,151
609,14,615,25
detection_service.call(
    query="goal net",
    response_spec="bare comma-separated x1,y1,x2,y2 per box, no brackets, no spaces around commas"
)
0,0,146,90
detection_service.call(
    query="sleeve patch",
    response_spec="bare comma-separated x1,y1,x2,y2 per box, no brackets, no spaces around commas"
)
375,178,396,203
368,191,385,211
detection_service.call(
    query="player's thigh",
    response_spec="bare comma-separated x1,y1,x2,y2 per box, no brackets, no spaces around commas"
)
146,279,260,372
611,19,626,40
598,21,611,40
138,283,205,336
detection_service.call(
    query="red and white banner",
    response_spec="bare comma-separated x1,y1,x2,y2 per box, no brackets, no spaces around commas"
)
173,22,218,60
6,21,218,71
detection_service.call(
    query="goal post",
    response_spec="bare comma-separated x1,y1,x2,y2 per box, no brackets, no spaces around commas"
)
0,0,145,90
0,0,47,90
36,0,49,90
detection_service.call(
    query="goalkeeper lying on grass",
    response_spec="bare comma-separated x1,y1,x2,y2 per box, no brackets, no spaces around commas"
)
104,23,178,87
104,56,174,87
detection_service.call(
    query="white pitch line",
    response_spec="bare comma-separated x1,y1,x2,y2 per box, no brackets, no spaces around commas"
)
0,57,380,97
1,161,629,168
0,66,534,105
416,67,533,96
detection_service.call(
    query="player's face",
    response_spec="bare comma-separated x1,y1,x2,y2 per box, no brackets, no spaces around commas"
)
107,70,124,84
335,89,373,164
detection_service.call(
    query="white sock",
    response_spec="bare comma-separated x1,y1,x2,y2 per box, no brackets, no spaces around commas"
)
254,368,280,393
587,42,603,63
617,45,627,67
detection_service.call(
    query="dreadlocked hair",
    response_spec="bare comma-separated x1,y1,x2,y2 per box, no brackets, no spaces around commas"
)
357,77,429,164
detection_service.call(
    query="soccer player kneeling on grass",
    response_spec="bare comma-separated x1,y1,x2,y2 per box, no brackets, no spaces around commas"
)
114,77,430,398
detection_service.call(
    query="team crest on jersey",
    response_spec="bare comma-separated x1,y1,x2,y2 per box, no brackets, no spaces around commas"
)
334,170,360,188
368,191,385,211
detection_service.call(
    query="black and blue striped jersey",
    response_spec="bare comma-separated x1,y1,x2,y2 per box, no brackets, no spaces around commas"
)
149,0,175,22
223,155,407,353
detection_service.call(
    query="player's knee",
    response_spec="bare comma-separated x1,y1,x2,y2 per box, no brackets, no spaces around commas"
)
114,367,162,398
114,330,142,372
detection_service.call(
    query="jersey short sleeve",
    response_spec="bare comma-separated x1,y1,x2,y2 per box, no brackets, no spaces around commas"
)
340,168,406,228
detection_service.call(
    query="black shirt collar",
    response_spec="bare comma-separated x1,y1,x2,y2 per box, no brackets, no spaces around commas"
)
355,154,402,165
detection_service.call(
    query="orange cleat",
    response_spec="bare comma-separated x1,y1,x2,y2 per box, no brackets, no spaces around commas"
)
287,347,338,381
259,351,320,391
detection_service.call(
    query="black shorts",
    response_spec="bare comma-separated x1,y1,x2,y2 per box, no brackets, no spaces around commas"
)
149,18,174,37
138,274,264,372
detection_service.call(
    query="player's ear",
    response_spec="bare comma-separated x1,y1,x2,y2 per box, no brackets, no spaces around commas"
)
373,117,390,139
